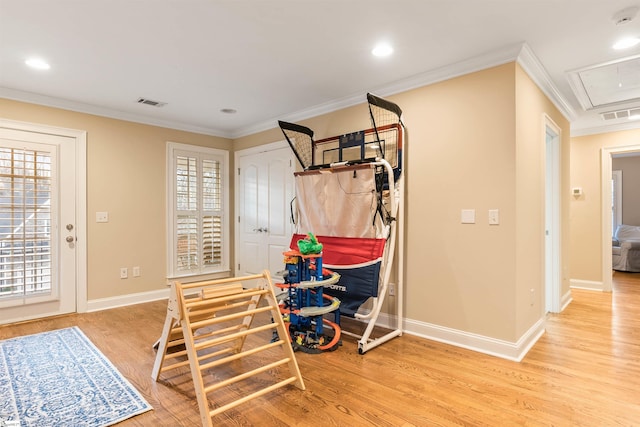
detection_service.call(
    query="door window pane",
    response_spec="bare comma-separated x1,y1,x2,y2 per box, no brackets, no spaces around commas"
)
0,148,52,300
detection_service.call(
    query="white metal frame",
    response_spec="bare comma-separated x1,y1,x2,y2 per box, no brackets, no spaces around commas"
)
349,158,404,354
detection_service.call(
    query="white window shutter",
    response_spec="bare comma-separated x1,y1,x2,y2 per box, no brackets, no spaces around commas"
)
167,143,229,278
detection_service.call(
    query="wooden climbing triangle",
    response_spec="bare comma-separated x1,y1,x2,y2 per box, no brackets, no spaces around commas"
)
151,270,305,426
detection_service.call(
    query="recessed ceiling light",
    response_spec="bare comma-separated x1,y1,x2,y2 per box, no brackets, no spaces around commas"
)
25,58,51,70
613,37,640,49
372,43,393,57
220,108,237,114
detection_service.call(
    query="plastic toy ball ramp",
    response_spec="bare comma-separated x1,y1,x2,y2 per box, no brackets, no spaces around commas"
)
275,237,342,354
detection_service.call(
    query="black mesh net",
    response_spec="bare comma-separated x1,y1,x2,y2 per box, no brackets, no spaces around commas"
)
278,120,314,169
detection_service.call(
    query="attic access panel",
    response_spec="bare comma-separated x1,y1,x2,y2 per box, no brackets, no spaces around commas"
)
568,55,640,110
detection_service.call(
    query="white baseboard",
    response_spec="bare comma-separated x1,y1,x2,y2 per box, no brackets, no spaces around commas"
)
570,279,603,291
402,317,545,362
560,289,573,311
85,290,545,362
351,307,544,361
86,288,170,312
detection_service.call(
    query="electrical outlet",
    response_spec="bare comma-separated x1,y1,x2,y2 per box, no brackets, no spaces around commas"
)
133,266,140,277
120,267,128,279
388,283,395,296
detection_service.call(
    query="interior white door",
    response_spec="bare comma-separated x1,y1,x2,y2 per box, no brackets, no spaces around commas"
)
236,144,294,279
0,128,77,324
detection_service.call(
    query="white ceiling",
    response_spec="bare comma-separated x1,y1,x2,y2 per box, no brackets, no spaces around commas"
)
2,0,640,138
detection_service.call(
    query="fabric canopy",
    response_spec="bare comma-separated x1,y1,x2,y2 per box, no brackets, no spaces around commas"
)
291,234,385,316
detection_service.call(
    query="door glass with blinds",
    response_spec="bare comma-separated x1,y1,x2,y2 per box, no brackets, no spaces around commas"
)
0,143,55,306
0,124,77,324
169,143,229,278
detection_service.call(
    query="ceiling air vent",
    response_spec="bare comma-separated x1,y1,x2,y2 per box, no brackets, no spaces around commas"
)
137,97,167,107
601,108,640,121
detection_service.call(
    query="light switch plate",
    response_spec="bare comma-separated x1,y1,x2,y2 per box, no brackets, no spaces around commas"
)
489,209,500,225
461,209,475,224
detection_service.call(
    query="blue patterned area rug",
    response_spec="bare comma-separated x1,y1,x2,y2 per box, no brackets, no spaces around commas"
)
0,326,152,427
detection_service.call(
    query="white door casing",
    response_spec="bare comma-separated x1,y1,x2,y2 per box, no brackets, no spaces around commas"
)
612,170,622,235
0,120,86,324
544,115,561,313
601,144,640,292
235,141,295,281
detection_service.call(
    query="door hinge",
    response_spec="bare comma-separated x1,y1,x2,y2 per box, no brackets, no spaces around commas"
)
238,263,240,270
238,167,240,175
238,216,240,223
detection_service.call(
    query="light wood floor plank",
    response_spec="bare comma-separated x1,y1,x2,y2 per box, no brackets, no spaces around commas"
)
1,272,639,426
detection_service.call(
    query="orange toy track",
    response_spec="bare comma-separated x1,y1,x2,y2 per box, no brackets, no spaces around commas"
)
276,284,341,351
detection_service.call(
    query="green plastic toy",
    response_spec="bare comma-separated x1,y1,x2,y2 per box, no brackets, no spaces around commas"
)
297,232,323,255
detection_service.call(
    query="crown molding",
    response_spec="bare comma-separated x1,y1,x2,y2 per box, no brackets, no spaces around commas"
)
571,119,640,137
232,42,575,138
515,43,577,122
0,87,233,138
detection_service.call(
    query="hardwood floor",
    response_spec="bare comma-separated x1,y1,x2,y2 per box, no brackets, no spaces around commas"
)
1,274,639,426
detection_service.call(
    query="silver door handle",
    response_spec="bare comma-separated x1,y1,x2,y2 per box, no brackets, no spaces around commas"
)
66,236,75,243
252,227,268,233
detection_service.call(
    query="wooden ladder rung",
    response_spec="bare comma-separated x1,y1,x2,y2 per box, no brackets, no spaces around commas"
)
184,288,267,310
203,357,291,394
192,324,246,343
178,273,266,290
187,298,254,319
208,376,299,418
200,283,243,300
160,346,237,374
189,305,273,331
193,322,277,351
159,358,190,373
199,339,285,372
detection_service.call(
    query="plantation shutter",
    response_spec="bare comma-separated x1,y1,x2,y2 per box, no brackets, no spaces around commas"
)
173,149,225,276
202,159,222,267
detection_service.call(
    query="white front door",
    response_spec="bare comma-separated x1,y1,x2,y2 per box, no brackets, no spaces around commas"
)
0,127,78,324
236,142,294,279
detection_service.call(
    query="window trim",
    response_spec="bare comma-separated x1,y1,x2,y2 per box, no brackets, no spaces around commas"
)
166,142,230,280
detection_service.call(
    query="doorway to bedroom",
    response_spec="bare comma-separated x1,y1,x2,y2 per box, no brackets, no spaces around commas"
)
602,146,640,292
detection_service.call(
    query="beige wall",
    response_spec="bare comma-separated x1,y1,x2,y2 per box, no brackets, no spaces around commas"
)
612,155,640,226
235,62,571,343
570,128,640,282
2,60,571,344
1,98,233,300
400,64,518,340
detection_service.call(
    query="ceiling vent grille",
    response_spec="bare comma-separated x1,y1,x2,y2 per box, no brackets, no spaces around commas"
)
601,108,640,121
137,97,167,107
